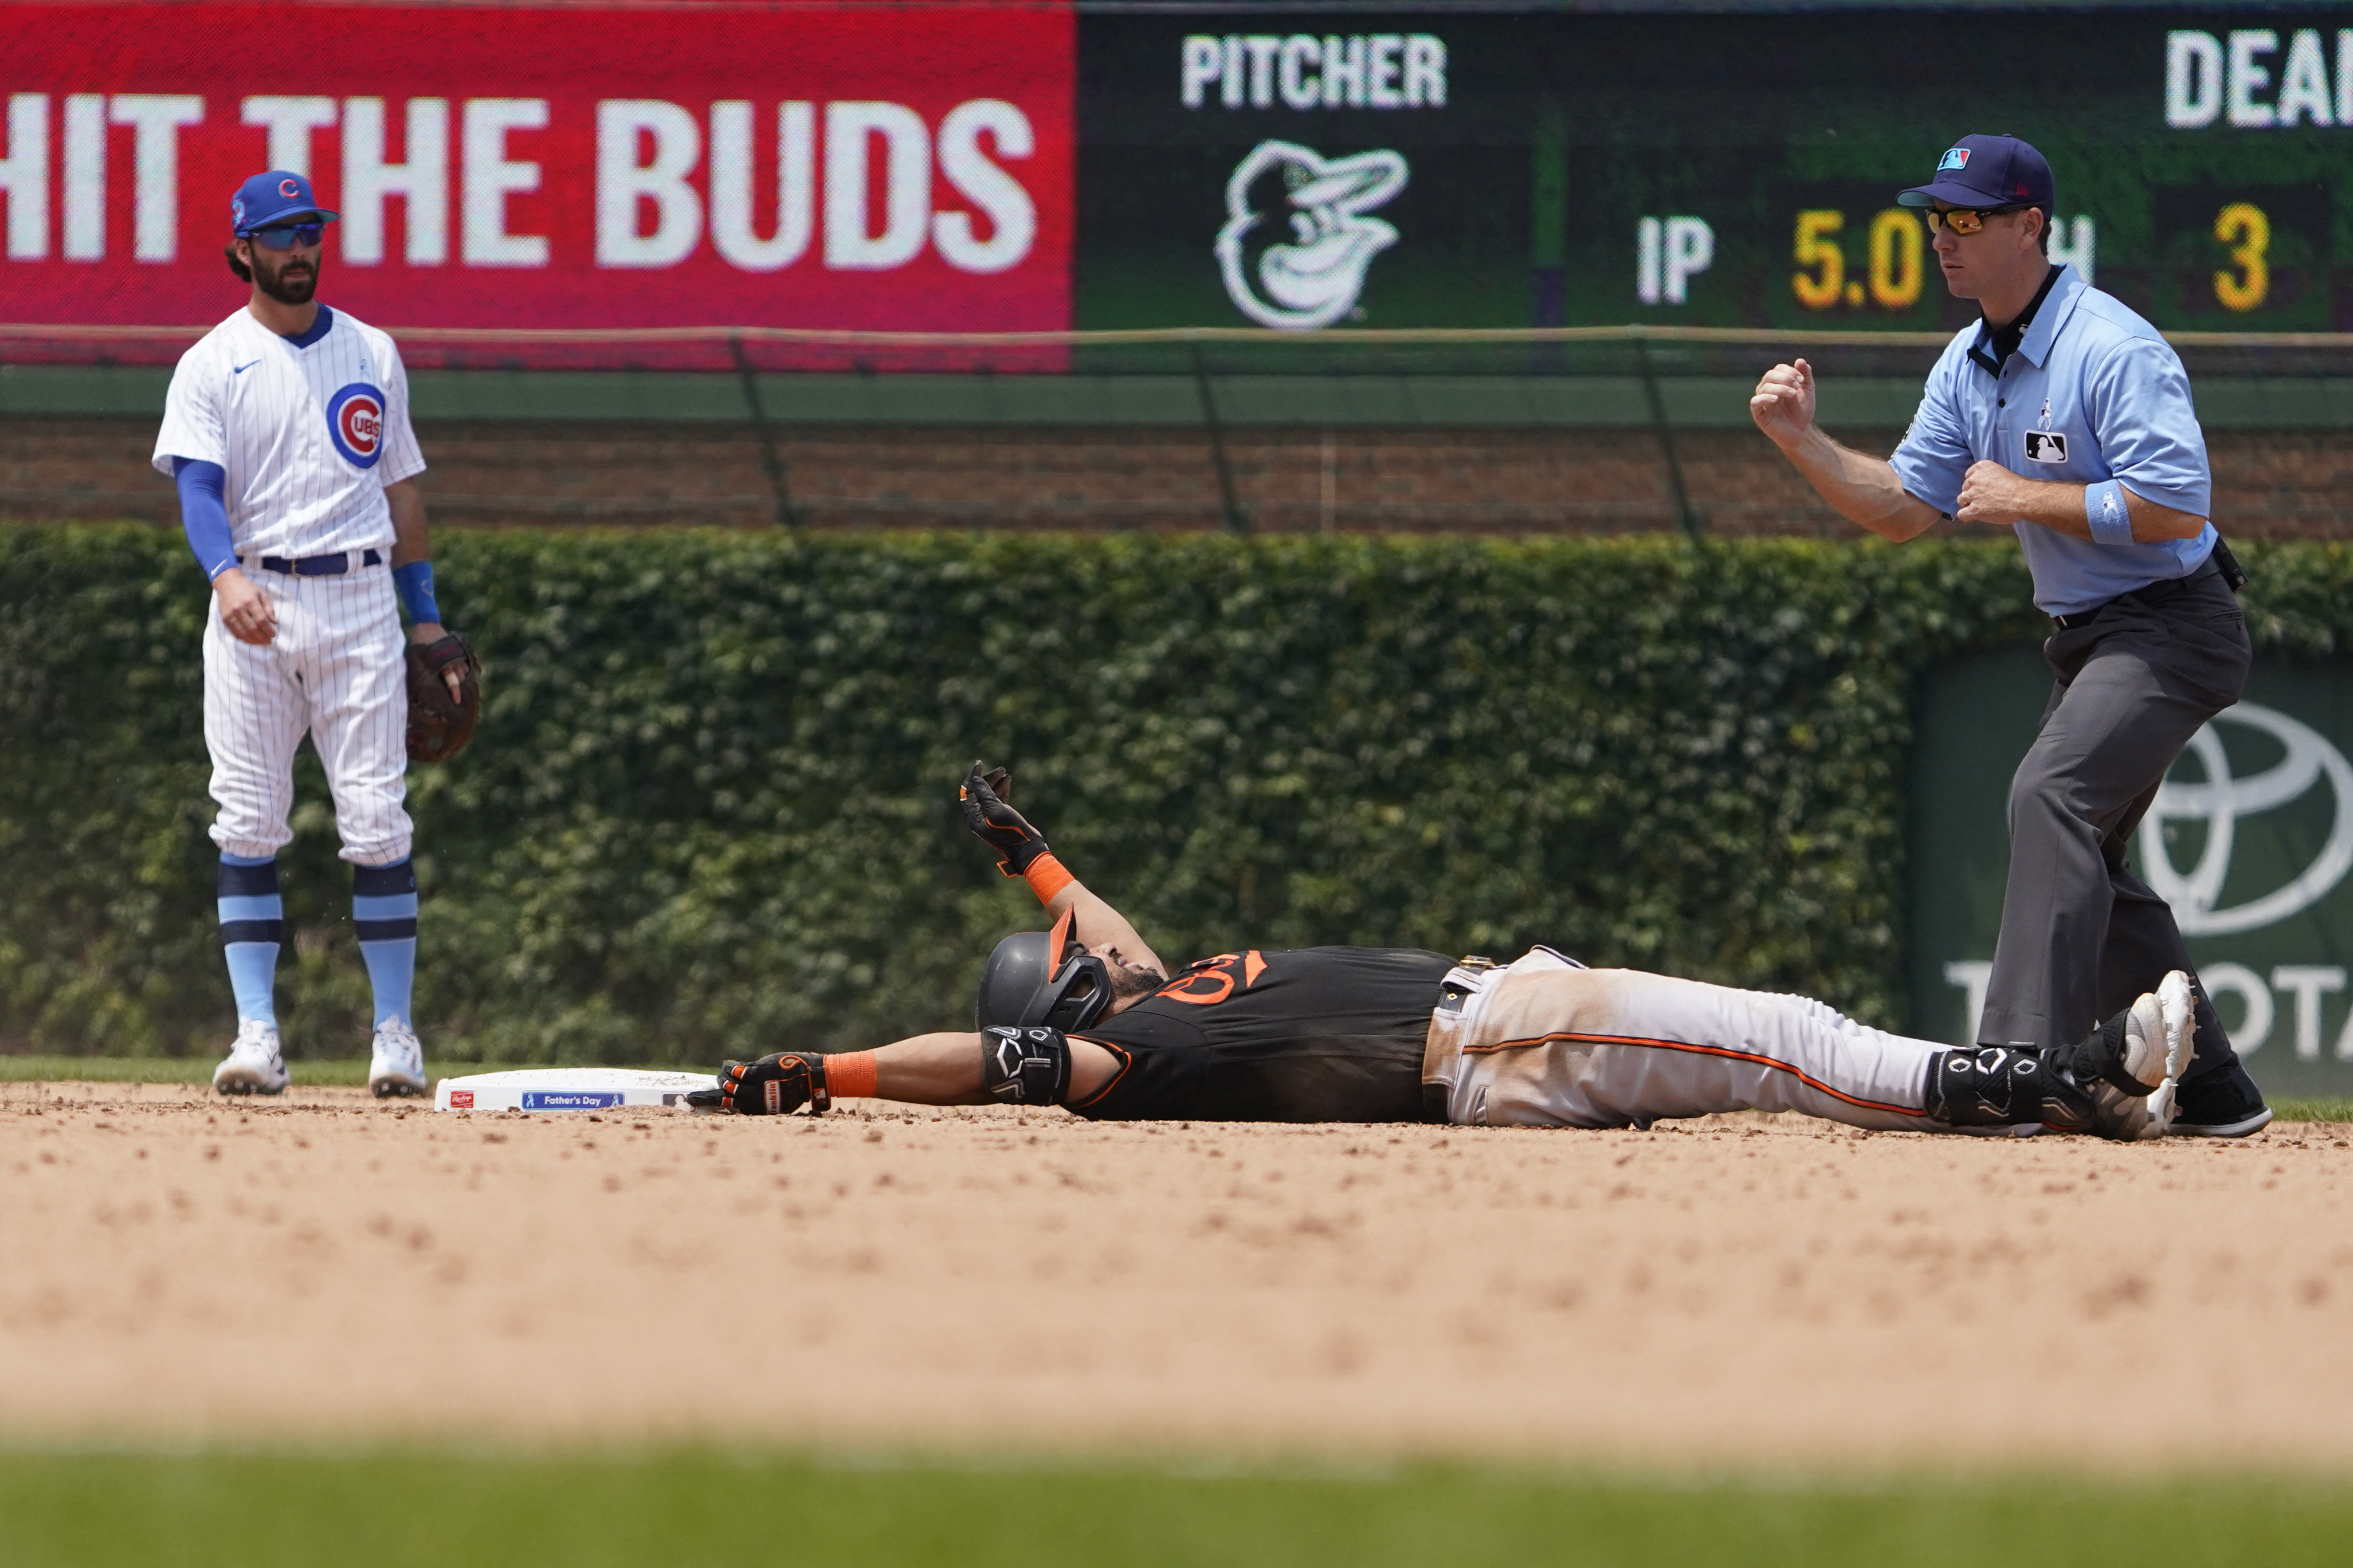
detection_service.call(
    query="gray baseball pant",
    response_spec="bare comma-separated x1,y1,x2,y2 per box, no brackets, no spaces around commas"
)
1424,949,1942,1132
1976,562,2252,1083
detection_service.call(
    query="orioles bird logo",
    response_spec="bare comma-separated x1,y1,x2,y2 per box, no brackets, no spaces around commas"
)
1217,140,1409,331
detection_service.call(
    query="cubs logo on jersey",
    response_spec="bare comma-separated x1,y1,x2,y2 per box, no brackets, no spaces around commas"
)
326,383,386,468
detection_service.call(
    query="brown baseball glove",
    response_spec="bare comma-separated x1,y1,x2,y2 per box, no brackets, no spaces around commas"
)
406,631,483,763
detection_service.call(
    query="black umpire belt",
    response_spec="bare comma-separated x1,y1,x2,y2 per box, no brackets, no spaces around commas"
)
238,548,385,577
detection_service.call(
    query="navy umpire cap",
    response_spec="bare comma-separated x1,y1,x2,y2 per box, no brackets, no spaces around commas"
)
230,170,338,234
1896,134,2054,212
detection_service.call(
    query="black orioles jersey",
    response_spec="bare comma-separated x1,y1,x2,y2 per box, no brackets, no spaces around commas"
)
1067,946,1452,1123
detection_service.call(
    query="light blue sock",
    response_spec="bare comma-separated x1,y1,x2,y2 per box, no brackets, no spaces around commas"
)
354,859,419,1028
217,852,281,1028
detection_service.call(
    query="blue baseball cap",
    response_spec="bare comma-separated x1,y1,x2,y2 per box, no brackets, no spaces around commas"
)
230,170,337,235
1896,134,2055,213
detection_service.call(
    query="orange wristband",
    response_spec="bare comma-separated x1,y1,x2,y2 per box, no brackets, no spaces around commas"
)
826,1051,879,1101
1022,852,1074,904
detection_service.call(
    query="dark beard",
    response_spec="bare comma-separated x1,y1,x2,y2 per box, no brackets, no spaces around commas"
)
254,251,318,305
1108,962,1166,1007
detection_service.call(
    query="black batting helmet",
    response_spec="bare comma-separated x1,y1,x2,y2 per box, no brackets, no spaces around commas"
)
977,908,1115,1032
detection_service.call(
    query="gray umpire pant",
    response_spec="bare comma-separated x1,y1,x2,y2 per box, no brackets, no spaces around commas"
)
1978,560,2251,1084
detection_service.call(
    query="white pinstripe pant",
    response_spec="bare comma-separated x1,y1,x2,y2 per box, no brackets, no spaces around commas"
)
202,567,411,866
1425,949,1940,1131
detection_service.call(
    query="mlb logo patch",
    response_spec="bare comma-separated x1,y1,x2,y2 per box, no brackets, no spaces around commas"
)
1939,147,1972,171
2024,431,2069,464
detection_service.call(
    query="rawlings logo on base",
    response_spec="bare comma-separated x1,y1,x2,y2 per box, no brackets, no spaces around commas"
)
326,383,385,468
449,1089,476,1108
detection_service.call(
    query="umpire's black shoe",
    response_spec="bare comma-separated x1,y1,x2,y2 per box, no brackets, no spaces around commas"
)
2171,1058,2273,1138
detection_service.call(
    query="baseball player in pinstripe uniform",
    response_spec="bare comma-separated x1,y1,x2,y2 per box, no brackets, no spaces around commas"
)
154,170,462,1098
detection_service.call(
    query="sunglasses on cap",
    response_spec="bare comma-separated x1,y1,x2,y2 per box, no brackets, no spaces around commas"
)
1925,205,2027,236
247,222,324,251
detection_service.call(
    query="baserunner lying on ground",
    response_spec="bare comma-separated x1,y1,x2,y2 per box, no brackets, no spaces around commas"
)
695,765,2208,1140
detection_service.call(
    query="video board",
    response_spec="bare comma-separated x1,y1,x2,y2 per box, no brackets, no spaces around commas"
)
1078,8,2353,333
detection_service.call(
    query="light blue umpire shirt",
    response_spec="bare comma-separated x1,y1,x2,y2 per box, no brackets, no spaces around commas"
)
1888,264,2217,618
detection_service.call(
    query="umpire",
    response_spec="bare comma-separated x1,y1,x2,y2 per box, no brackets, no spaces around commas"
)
1750,133,2268,1136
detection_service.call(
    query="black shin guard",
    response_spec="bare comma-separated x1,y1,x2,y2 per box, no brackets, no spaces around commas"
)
1922,1047,2096,1131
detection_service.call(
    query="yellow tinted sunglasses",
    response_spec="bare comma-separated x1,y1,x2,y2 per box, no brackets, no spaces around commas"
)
1925,206,2026,236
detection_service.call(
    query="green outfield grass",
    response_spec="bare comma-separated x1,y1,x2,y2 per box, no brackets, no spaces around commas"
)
2,1449,2350,1567
3,1055,2349,1123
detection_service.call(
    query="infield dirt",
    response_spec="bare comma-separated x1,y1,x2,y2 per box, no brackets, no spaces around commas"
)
3,1082,2348,1470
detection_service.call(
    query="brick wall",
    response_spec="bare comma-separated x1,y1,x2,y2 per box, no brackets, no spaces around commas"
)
5,414,2346,536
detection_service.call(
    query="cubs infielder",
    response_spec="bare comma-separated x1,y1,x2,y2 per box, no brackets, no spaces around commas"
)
693,765,2199,1140
154,170,461,1097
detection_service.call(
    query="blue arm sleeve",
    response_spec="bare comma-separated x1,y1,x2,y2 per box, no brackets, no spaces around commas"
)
172,457,236,580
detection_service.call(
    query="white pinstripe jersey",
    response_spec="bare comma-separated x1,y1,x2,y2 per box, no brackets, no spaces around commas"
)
152,305,426,560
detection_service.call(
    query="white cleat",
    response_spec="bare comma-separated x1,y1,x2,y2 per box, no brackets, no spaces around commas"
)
213,1019,289,1096
2088,971,2199,1139
368,1017,429,1099
2144,970,2199,1133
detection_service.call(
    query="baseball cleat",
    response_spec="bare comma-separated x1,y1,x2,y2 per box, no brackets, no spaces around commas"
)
2153,968,2197,1074
2072,972,2198,1139
213,1019,289,1095
2171,1104,2276,1138
2170,1055,2274,1138
368,1017,429,1099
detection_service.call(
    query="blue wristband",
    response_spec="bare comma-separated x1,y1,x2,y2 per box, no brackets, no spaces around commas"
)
392,561,441,624
2084,480,2134,547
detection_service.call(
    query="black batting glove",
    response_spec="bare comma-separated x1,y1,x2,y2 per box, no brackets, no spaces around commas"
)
699,1052,830,1115
960,761,1051,874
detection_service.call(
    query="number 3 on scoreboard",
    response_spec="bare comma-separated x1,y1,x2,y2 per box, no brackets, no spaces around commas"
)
1792,210,1844,309
2213,203,2270,313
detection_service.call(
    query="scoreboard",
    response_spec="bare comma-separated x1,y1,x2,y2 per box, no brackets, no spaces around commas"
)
1077,6,2353,333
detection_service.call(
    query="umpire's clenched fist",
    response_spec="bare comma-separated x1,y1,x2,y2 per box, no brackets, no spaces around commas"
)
1748,357,1817,448
1954,459,2040,525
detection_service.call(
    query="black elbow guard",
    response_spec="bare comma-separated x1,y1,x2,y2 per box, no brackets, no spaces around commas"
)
982,1025,1072,1106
